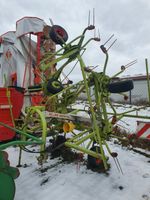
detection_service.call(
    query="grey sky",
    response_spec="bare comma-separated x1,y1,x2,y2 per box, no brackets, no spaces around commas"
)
1,0,150,81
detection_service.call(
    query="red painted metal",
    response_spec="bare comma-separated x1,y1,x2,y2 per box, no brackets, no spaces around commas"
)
136,120,150,139
0,88,24,141
31,92,44,106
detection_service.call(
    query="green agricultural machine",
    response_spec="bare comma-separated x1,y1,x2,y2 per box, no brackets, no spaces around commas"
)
0,14,138,199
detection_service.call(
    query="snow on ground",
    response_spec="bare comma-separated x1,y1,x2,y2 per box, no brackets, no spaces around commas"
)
7,141,150,200
5,102,150,200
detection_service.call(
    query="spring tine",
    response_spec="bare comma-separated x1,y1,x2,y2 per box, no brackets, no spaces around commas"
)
125,62,137,69
93,8,95,26
62,72,69,81
88,10,91,26
125,59,137,68
128,59,137,65
126,59,137,66
116,157,124,175
107,39,117,51
125,60,137,67
103,34,114,46
92,65,99,70
113,158,121,173
49,18,54,26
98,29,100,39
94,28,96,37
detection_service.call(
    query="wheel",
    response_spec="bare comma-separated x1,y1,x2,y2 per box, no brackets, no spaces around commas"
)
87,146,105,170
28,85,42,92
50,135,66,158
49,25,68,45
108,79,134,93
52,135,66,148
47,79,64,94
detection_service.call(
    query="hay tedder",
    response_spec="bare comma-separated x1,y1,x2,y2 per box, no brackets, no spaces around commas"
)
0,15,137,199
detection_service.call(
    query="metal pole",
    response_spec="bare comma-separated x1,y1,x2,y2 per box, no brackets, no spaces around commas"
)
145,58,150,104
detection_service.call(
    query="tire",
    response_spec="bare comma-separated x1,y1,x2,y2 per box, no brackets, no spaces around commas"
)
87,146,104,170
49,25,68,45
47,79,63,94
28,85,42,92
108,79,134,93
51,136,66,158
53,135,66,148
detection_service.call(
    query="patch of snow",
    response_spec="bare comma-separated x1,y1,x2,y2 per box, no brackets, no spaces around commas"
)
6,141,150,200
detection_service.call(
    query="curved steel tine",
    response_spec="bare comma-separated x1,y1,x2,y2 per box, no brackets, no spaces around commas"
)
116,157,124,175
125,60,137,68
113,158,121,173
94,28,96,38
107,39,117,51
93,8,95,26
92,65,99,70
98,29,100,39
103,34,114,46
49,18,54,26
88,10,91,26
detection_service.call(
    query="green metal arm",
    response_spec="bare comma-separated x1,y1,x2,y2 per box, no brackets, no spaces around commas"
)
0,121,43,150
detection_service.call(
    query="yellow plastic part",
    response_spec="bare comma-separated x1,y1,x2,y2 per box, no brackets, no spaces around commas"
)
63,122,75,133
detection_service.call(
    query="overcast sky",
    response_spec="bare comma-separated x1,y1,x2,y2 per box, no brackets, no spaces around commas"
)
1,0,150,81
